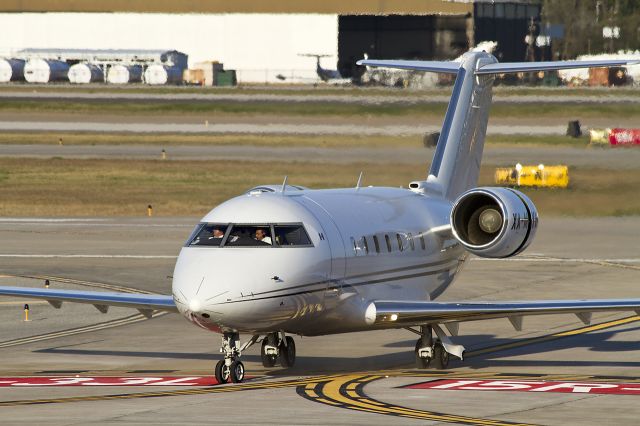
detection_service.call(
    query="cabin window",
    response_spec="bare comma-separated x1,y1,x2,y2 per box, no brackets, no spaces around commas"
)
273,225,312,246
361,236,369,255
384,234,392,252
420,234,426,250
186,223,229,247
351,237,358,255
396,234,404,252
225,225,274,247
373,235,380,253
408,233,415,251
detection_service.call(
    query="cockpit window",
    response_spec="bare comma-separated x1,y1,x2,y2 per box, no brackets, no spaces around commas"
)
274,225,312,246
186,223,313,248
186,223,229,247
225,225,273,247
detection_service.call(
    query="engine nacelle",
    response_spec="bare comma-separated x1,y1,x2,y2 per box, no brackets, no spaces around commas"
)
451,187,538,258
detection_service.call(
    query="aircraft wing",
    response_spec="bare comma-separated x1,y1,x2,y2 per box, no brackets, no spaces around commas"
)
366,299,640,327
0,286,177,316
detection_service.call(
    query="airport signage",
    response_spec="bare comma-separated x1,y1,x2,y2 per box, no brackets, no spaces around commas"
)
405,379,640,395
0,376,219,386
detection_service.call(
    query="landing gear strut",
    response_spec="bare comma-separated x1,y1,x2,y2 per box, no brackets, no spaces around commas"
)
414,325,449,369
261,332,296,368
215,332,246,384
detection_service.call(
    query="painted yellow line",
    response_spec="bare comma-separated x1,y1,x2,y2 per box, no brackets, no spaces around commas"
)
314,375,532,426
315,397,341,406
466,315,640,357
0,301,49,305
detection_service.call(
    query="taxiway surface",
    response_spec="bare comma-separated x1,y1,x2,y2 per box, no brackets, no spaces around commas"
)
0,217,638,424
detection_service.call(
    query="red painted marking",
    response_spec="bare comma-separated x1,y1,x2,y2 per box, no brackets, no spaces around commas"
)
0,377,219,387
405,379,640,396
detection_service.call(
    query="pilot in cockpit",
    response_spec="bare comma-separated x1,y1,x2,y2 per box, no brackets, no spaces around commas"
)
209,227,225,241
254,228,272,245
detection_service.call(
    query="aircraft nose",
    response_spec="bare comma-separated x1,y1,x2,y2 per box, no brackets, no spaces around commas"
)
188,298,202,314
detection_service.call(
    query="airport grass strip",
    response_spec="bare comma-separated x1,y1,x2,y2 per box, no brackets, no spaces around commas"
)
2,99,640,118
0,158,639,217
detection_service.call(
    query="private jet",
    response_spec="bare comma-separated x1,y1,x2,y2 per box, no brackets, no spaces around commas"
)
2,52,639,384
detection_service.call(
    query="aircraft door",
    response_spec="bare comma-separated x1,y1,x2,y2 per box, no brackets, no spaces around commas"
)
295,197,346,284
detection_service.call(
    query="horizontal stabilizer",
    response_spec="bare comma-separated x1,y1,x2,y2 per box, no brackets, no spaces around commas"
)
476,60,639,75
356,59,460,74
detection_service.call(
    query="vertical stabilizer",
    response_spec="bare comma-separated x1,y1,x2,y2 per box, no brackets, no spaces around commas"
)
357,55,638,201
427,52,496,200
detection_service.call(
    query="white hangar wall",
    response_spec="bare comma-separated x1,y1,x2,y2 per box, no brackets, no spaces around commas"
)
0,13,339,83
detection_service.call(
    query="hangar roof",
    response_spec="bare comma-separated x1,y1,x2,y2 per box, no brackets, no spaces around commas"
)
0,0,473,15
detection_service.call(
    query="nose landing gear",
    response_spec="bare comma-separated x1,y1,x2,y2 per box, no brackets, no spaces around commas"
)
215,332,246,383
215,332,296,384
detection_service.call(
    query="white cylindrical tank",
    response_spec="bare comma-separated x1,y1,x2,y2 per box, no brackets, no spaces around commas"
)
0,58,25,82
68,63,104,84
24,59,69,83
144,64,183,85
106,64,143,84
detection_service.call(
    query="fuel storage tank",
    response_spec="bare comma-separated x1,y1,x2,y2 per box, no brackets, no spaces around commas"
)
144,64,183,85
68,63,104,84
0,58,25,82
106,64,143,84
24,58,69,83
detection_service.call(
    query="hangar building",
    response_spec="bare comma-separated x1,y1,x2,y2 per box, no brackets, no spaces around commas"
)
0,1,540,83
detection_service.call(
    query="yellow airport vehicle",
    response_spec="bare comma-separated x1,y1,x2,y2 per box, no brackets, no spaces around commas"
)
495,164,569,188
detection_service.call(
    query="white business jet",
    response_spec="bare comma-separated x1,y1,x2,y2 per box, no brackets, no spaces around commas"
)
2,52,640,384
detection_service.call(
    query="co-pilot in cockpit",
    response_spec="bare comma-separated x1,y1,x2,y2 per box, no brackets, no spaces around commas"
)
186,223,313,248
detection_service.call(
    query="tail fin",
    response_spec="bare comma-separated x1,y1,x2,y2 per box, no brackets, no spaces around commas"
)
358,56,639,201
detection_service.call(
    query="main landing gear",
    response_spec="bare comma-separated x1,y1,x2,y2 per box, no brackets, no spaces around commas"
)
261,332,296,368
414,325,450,369
215,332,296,384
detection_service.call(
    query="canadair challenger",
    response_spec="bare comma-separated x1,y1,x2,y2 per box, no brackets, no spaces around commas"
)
2,52,639,384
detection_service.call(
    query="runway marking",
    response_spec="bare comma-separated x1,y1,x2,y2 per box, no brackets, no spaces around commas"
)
473,255,640,270
0,375,338,407
298,374,535,425
0,376,220,387
404,379,640,395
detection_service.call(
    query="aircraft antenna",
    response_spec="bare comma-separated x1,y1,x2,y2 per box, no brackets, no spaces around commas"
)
281,176,288,193
355,171,363,189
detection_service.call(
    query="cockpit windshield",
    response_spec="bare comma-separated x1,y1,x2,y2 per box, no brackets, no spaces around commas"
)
186,223,313,248
186,223,229,247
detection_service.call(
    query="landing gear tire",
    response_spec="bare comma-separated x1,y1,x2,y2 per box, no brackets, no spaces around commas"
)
414,338,431,369
432,343,450,370
261,338,277,367
230,361,245,383
215,359,230,384
279,336,296,368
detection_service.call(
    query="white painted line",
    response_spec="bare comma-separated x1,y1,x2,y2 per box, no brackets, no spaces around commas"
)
472,257,640,263
0,255,177,259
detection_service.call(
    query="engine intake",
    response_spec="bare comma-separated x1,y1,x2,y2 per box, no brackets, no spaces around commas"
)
451,187,538,258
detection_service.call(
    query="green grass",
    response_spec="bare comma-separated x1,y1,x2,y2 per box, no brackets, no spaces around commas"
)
0,132,592,148
1,83,638,98
0,158,638,217
2,97,638,118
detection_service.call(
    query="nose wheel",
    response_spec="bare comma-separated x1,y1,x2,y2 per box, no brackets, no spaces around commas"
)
215,332,250,384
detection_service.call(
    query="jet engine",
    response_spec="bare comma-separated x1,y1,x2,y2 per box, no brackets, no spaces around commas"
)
450,187,538,258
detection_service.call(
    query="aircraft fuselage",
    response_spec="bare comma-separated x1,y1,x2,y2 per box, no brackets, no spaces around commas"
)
172,186,466,336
